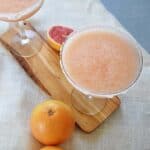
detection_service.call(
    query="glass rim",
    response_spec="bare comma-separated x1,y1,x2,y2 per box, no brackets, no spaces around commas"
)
60,25,143,98
0,0,44,21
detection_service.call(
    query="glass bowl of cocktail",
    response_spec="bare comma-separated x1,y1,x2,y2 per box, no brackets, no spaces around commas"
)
60,26,143,115
0,0,44,57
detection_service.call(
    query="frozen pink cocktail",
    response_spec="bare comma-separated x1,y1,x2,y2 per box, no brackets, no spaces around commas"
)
0,0,37,13
0,0,44,57
0,0,43,21
61,27,142,97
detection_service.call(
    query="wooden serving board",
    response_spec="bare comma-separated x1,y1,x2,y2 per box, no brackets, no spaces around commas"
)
0,22,120,133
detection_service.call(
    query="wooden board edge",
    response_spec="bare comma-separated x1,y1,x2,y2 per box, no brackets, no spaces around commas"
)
80,97,121,133
0,38,51,96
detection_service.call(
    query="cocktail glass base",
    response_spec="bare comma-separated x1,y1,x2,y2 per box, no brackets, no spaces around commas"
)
12,29,42,57
9,21,43,57
71,88,108,116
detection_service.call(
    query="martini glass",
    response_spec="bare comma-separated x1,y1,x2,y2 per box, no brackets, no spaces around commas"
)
0,0,44,57
60,26,143,115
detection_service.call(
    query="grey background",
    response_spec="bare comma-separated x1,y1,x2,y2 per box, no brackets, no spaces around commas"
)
102,0,150,53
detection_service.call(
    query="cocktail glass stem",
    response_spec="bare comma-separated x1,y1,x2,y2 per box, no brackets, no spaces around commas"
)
16,21,29,44
9,21,42,57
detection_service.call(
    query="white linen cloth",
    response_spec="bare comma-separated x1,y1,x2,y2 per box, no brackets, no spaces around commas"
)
0,0,150,149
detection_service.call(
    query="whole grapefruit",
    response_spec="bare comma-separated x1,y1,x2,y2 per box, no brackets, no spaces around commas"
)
40,146,63,150
30,100,75,145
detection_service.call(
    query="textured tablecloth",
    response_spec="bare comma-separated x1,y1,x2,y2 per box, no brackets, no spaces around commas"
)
0,0,150,149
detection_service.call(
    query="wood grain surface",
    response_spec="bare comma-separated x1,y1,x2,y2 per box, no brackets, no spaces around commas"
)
0,22,120,133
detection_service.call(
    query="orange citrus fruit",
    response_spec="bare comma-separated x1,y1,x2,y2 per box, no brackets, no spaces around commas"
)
47,25,73,51
30,100,75,145
40,146,63,150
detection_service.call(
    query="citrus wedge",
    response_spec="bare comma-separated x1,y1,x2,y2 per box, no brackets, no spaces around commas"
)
47,25,73,51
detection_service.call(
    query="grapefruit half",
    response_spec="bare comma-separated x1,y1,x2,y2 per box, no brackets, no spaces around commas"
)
47,25,73,51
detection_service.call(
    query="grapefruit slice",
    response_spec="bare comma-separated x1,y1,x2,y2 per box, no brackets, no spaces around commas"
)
47,25,74,51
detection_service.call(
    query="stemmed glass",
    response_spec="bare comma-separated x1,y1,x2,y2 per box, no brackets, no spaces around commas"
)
0,0,44,57
60,26,143,115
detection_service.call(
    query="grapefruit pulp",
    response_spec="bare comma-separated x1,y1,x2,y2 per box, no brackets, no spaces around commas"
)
47,25,73,51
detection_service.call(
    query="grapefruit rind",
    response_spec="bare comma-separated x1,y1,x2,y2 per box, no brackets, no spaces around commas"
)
47,29,61,51
47,26,73,52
